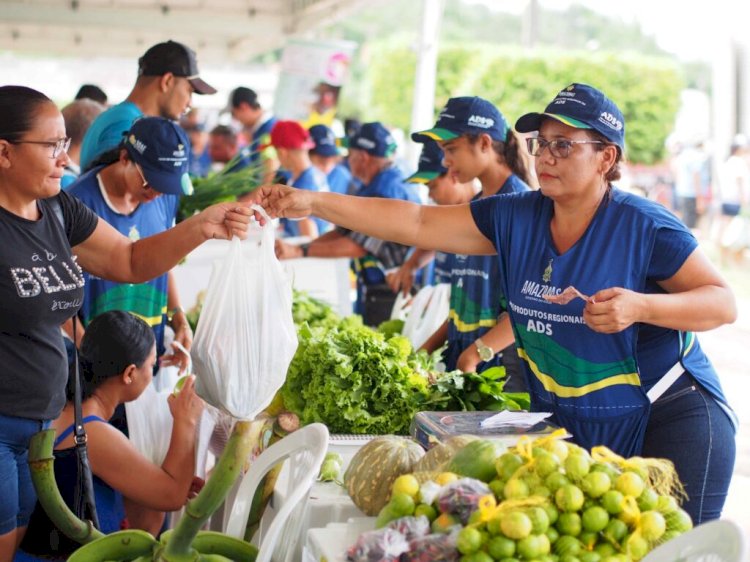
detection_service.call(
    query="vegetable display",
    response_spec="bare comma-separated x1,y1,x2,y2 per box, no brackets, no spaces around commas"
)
356,432,692,562
282,291,529,435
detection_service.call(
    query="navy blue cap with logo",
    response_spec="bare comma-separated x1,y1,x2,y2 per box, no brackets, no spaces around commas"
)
406,141,448,184
342,121,397,157
515,83,626,151
123,117,194,196
309,124,341,157
411,96,509,143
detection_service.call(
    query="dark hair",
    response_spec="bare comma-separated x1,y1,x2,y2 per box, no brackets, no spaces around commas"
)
69,311,155,401
586,129,623,183
0,85,53,142
230,87,260,109
75,84,108,105
86,146,127,171
209,124,238,143
467,130,533,186
61,99,104,145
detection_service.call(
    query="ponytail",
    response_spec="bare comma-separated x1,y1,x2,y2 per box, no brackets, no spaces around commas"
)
467,131,535,187
501,130,534,187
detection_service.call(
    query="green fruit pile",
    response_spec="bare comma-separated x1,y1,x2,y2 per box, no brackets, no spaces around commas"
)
373,437,693,562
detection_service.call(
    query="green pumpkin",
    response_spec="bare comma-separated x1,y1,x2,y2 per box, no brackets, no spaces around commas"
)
344,436,425,515
447,439,504,482
414,434,480,472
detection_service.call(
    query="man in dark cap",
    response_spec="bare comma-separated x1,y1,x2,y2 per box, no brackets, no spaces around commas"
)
80,40,216,171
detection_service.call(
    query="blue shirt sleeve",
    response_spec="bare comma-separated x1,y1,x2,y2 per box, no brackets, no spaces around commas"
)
648,226,698,281
469,196,501,249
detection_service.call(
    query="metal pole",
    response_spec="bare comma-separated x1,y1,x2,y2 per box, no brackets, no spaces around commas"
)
408,0,445,168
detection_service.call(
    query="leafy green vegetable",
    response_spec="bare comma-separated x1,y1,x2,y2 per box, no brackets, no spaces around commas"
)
179,153,264,219
291,289,342,329
282,320,431,435
423,367,531,412
376,318,405,339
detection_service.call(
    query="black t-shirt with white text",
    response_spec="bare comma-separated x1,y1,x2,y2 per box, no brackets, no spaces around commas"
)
0,191,98,420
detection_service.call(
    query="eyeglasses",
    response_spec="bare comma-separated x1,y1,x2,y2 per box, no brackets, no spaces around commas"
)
526,137,605,159
9,137,71,159
134,163,150,190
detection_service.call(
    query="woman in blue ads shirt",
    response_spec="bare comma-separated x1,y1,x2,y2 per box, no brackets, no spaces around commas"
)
250,83,737,524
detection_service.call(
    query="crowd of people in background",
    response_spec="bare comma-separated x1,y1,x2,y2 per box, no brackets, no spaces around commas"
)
0,34,747,561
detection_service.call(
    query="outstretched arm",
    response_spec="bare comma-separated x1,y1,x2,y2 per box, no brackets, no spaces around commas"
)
74,202,253,283
250,185,496,256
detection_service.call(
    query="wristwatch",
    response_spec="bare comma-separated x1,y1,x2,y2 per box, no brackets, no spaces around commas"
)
475,338,495,362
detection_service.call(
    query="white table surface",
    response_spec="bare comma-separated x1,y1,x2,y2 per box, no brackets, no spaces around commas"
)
304,517,376,562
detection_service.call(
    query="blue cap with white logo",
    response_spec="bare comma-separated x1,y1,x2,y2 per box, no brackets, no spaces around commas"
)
411,96,509,143
406,141,447,184
309,124,341,157
342,121,397,157
124,117,194,196
515,83,625,151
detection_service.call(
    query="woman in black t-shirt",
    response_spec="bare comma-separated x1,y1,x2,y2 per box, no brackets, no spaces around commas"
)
0,85,252,560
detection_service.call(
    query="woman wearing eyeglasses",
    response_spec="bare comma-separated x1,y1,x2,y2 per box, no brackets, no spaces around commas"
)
250,83,737,524
0,85,251,560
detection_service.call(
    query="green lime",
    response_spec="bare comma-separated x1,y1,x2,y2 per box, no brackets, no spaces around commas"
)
556,484,585,512
501,510,533,540
639,510,666,541
615,472,645,498
582,506,609,533
556,512,582,537
516,533,551,559
487,535,516,559
414,503,437,521
389,492,415,517
600,490,625,515
581,471,611,498
457,526,483,555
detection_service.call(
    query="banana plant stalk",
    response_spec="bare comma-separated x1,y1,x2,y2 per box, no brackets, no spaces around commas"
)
161,420,255,561
28,429,104,544
243,412,300,542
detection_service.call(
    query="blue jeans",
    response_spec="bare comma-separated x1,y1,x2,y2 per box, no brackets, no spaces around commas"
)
0,413,50,534
642,375,736,524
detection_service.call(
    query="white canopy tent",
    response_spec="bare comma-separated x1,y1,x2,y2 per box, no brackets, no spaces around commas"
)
0,0,380,62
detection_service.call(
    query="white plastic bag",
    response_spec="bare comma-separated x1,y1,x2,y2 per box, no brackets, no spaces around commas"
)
191,206,298,419
401,283,451,349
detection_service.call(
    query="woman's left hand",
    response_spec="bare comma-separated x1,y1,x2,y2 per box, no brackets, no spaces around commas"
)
583,287,646,333
456,344,481,374
198,202,254,241
160,315,193,373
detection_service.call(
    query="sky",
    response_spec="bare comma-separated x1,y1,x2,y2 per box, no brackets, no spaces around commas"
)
465,0,744,62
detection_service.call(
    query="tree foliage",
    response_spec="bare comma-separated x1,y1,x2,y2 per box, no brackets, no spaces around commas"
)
363,46,682,164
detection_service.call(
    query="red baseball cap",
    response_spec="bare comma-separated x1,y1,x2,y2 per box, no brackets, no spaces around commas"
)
269,120,315,150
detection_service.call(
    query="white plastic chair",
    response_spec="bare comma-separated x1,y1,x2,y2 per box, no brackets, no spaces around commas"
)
223,423,329,562
641,519,748,562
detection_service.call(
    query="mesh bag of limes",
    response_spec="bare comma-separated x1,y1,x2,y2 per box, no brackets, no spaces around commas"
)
346,430,692,562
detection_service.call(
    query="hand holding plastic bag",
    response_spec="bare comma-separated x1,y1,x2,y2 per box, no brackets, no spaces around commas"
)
191,205,298,419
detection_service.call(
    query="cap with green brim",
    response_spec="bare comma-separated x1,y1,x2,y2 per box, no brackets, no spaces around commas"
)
411,96,509,144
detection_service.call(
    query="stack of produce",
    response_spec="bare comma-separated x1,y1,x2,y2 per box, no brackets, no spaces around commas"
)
346,432,692,562
283,292,529,435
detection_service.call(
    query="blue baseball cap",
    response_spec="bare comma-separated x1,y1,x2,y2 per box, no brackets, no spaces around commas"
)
309,124,340,157
406,141,447,184
124,117,194,196
515,83,626,151
411,96,509,143
342,121,397,157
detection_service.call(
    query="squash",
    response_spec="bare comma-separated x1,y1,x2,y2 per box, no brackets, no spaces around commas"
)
446,439,504,482
413,434,480,472
344,436,425,515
